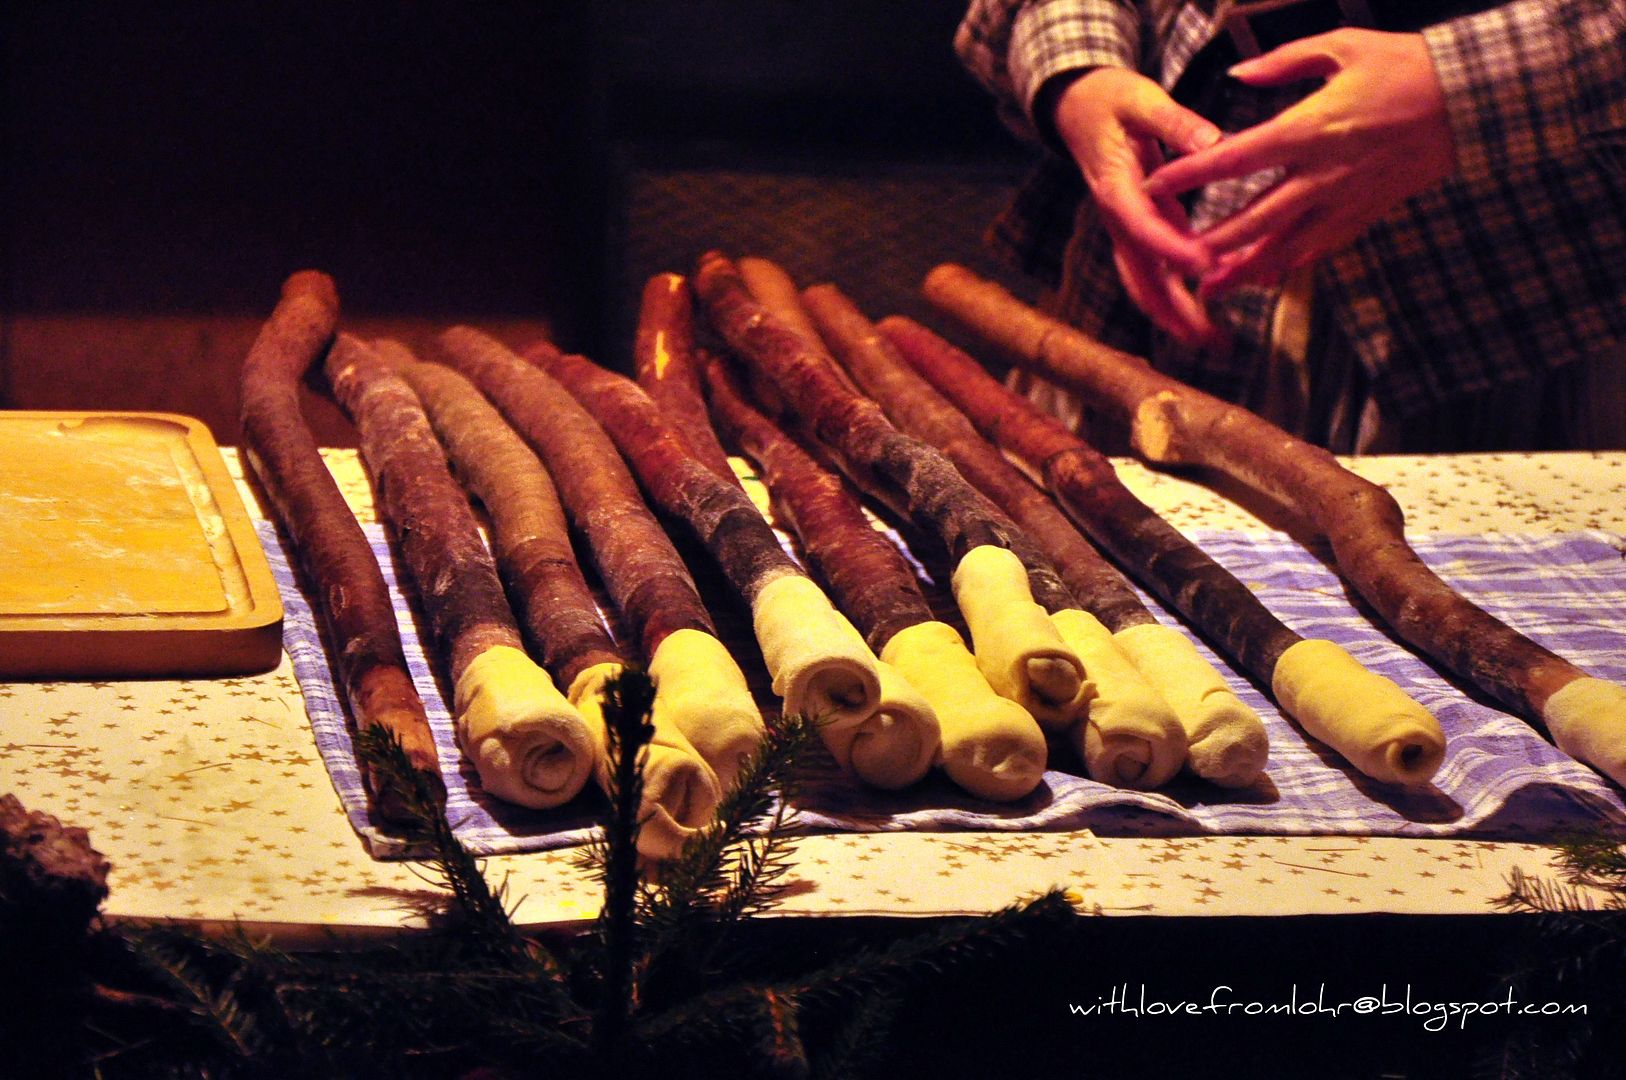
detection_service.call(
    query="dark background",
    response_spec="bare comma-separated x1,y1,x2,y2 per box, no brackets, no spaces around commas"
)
0,1,1026,443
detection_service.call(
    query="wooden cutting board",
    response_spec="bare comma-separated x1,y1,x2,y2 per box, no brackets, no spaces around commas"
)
0,411,283,678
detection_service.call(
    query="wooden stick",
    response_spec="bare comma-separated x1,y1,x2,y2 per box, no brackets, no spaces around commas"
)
694,252,1085,731
386,346,720,856
236,272,442,820
702,357,934,654
699,356,948,791
431,326,765,790
324,334,598,811
384,347,621,688
704,356,1044,798
433,328,713,660
788,283,1194,789
634,273,739,484
525,343,882,736
924,262,1626,787
801,283,1145,630
876,318,1268,787
887,309,1446,787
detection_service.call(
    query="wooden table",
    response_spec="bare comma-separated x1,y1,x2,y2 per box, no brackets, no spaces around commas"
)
4,450,1623,943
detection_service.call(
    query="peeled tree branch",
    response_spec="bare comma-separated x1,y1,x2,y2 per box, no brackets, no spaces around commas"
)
524,343,885,748
924,263,1626,788
704,357,1041,800
875,318,1269,789
694,252,1087,732
324,334,596,811
432,326,764,791
802,284,1127,623
799,284,1201,790
887,309,1446,788
237,272,442,822
633,272,739,485
387,348,721,859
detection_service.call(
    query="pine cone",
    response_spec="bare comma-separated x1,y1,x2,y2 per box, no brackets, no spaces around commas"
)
0,793,111,937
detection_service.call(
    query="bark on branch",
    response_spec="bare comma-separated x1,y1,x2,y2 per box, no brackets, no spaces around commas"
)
238,272,442,820
924,263,1626,787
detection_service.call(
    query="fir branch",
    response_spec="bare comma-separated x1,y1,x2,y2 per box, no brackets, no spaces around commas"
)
1549,833,1626,896
750,986,809,1080
783,889,1077,1015
706,714,818,925
272,966,590,1071
591,667,658,1055
635,889,1076,1056
1497,835,1626,916
1500,866,1595,915
353,723,544,974
118,928,265,1067
808,992,901,1080
1489,831,1626,1080
635,714,821,997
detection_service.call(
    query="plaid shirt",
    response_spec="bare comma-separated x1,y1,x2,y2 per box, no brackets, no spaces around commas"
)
956,0,1626,420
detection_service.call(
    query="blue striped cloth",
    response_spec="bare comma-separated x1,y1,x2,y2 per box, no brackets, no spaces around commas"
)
260,521,1626,858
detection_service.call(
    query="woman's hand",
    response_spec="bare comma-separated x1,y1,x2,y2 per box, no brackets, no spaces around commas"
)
1052,67,1226,346
1143,29,1457,297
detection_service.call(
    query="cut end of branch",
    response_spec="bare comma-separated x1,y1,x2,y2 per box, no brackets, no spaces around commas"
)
281,269,340,313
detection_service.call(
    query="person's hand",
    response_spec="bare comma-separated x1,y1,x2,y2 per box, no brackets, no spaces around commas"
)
1052,67,1226,347
1143,29,1457,298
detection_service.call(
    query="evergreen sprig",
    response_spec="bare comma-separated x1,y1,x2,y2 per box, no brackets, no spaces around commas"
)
588,667,657,1055
1491,831,1626,1079
633,712,820,1002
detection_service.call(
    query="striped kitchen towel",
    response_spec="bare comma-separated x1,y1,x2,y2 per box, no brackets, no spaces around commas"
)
261,521,1626,858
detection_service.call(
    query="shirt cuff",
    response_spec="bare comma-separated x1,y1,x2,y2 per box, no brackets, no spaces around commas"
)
1424,1,1584,181
1009,1,1140,137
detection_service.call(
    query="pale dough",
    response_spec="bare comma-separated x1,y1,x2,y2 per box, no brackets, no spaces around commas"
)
822,655,941,790
1542,677,1626,789
951,544,1085,731
752,573,881,730
1113,623,1270,788
882,620,1048,801
569,661,723,862
453,644,597,809
1051,609,1186,790
1271,639,1445,786
647,627,767,792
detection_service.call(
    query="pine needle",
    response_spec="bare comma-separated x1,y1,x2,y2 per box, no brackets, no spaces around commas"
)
590,666,658,1054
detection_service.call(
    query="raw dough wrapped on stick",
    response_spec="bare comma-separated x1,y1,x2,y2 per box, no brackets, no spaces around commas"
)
527,343,883,741
433,327,765,793
387,348,720,859
324,335,595,810
706,355,1043,799
925,265,1626,784
891,298,1445,788
237,272,442,822
879,317,1270,788
631,274,941,789
695,253,1086,731
803,283,1194,790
